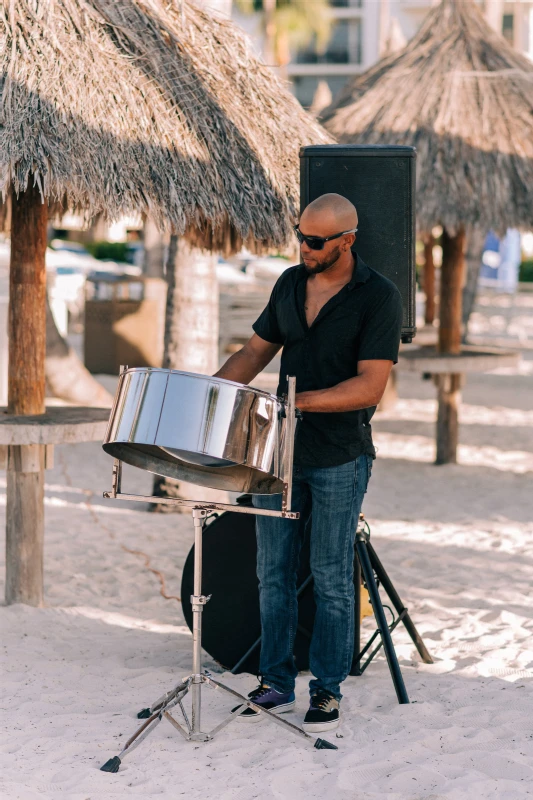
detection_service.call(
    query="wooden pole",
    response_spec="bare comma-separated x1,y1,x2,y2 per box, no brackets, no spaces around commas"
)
435,227,466,465
423,234,436,326
438,227,465,355
435,373,461,465
8,182,47,415
5,182,47,606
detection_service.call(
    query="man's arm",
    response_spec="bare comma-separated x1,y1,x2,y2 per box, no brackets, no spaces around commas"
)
297,282,402,412
295,360,393,413
214,334,281,385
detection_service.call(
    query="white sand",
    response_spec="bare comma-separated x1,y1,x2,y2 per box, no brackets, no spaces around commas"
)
1,357,533,800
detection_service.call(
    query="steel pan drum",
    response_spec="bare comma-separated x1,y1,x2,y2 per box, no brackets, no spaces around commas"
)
103,368,286,494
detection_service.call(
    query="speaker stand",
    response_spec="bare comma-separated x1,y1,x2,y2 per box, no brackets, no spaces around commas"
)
351,516,433,689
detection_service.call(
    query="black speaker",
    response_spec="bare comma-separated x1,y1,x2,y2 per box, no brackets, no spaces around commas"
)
300,145,417,343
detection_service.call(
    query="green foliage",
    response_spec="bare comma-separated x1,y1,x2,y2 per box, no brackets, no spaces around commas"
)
519,260,533,282
85,241,129,262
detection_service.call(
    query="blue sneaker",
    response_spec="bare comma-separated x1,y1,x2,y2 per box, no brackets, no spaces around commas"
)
232,682,295,723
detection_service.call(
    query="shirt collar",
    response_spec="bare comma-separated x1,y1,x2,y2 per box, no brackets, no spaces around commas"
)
348,248,370,289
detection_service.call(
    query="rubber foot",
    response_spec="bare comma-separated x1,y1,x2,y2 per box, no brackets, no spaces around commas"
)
314,738,338,750
100,756,121,773
137,707,152,719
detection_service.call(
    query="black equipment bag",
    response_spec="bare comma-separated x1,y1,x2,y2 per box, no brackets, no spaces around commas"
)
181,504,361,676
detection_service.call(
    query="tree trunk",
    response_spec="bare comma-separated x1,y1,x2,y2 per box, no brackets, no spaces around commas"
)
422,234,436,326
6,183,47,606
45,293,114,407
461,228,485,344
435,227,466,465
152,236,219,509
162,237,219,374
142,215,166,279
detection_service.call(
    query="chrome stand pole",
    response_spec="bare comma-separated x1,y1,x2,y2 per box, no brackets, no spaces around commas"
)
190,508,209,737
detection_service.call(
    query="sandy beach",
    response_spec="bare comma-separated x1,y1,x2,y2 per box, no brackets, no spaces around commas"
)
1,349,533,800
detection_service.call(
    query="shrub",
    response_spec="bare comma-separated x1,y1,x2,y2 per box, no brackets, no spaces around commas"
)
85,241,129,262
519,260,533,282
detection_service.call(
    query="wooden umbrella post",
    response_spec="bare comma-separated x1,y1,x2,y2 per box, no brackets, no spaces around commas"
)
435,226,466,465
423,234,436,326
6,182,48,606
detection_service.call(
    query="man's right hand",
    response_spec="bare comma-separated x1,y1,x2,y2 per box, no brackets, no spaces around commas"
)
214,334,281,386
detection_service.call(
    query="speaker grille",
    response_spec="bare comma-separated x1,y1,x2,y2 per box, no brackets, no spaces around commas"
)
300,145,416,342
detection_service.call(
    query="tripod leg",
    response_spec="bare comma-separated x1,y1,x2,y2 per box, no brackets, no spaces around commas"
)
100,708,164,772
204,675,337,750
367,542,433,665
350,556,362,675
355,534,409,705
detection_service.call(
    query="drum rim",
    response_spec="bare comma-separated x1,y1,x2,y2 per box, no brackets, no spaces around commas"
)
121,366,281,403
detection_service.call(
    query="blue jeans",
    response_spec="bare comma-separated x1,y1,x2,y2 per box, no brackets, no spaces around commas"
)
252,454,372,700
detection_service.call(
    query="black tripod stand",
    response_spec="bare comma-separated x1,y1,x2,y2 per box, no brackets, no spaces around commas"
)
351,515,433,703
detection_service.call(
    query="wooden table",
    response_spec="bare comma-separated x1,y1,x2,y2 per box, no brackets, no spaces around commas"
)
1,407,110,605
396,346,520,463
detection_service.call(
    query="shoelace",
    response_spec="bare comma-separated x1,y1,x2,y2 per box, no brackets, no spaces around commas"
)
248,684,271,700
310,691,334,710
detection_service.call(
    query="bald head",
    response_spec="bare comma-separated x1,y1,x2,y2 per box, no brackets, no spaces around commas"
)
300,193,358,237
296,193,358,276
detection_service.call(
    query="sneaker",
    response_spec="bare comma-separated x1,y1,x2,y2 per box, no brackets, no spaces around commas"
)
302,690,340,732
232,683,295,723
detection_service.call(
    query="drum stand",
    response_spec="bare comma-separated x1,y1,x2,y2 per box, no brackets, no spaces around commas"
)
99,378,338,774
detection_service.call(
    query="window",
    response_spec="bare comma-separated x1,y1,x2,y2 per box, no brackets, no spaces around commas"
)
502,13,514,45
295,19,363,64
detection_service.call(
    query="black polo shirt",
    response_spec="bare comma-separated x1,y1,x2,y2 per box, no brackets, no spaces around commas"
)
252,250,403,467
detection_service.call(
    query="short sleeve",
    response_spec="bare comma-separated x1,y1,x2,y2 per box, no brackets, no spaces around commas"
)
357,287,403,364
252,279,283,345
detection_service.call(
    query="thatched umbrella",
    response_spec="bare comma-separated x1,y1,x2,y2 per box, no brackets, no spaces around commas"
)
321,0,533,462
0,0,329,605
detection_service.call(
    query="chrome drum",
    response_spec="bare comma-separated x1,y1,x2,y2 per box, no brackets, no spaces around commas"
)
103,368,287,494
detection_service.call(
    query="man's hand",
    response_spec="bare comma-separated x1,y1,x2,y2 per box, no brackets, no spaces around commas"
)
214,334,281,385
295,360,393,413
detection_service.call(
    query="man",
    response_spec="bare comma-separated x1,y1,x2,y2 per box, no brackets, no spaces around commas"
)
215,193,402,732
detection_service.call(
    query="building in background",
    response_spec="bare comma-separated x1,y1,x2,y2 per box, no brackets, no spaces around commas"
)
233,0,533,109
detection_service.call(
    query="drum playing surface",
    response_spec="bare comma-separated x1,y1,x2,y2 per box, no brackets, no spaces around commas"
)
103,367,288,494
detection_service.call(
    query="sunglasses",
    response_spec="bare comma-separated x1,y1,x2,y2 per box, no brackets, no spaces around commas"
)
293,225,358,251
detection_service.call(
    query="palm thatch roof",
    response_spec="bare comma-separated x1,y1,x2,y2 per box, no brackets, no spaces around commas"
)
0,0,330,253
320,0,533,234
